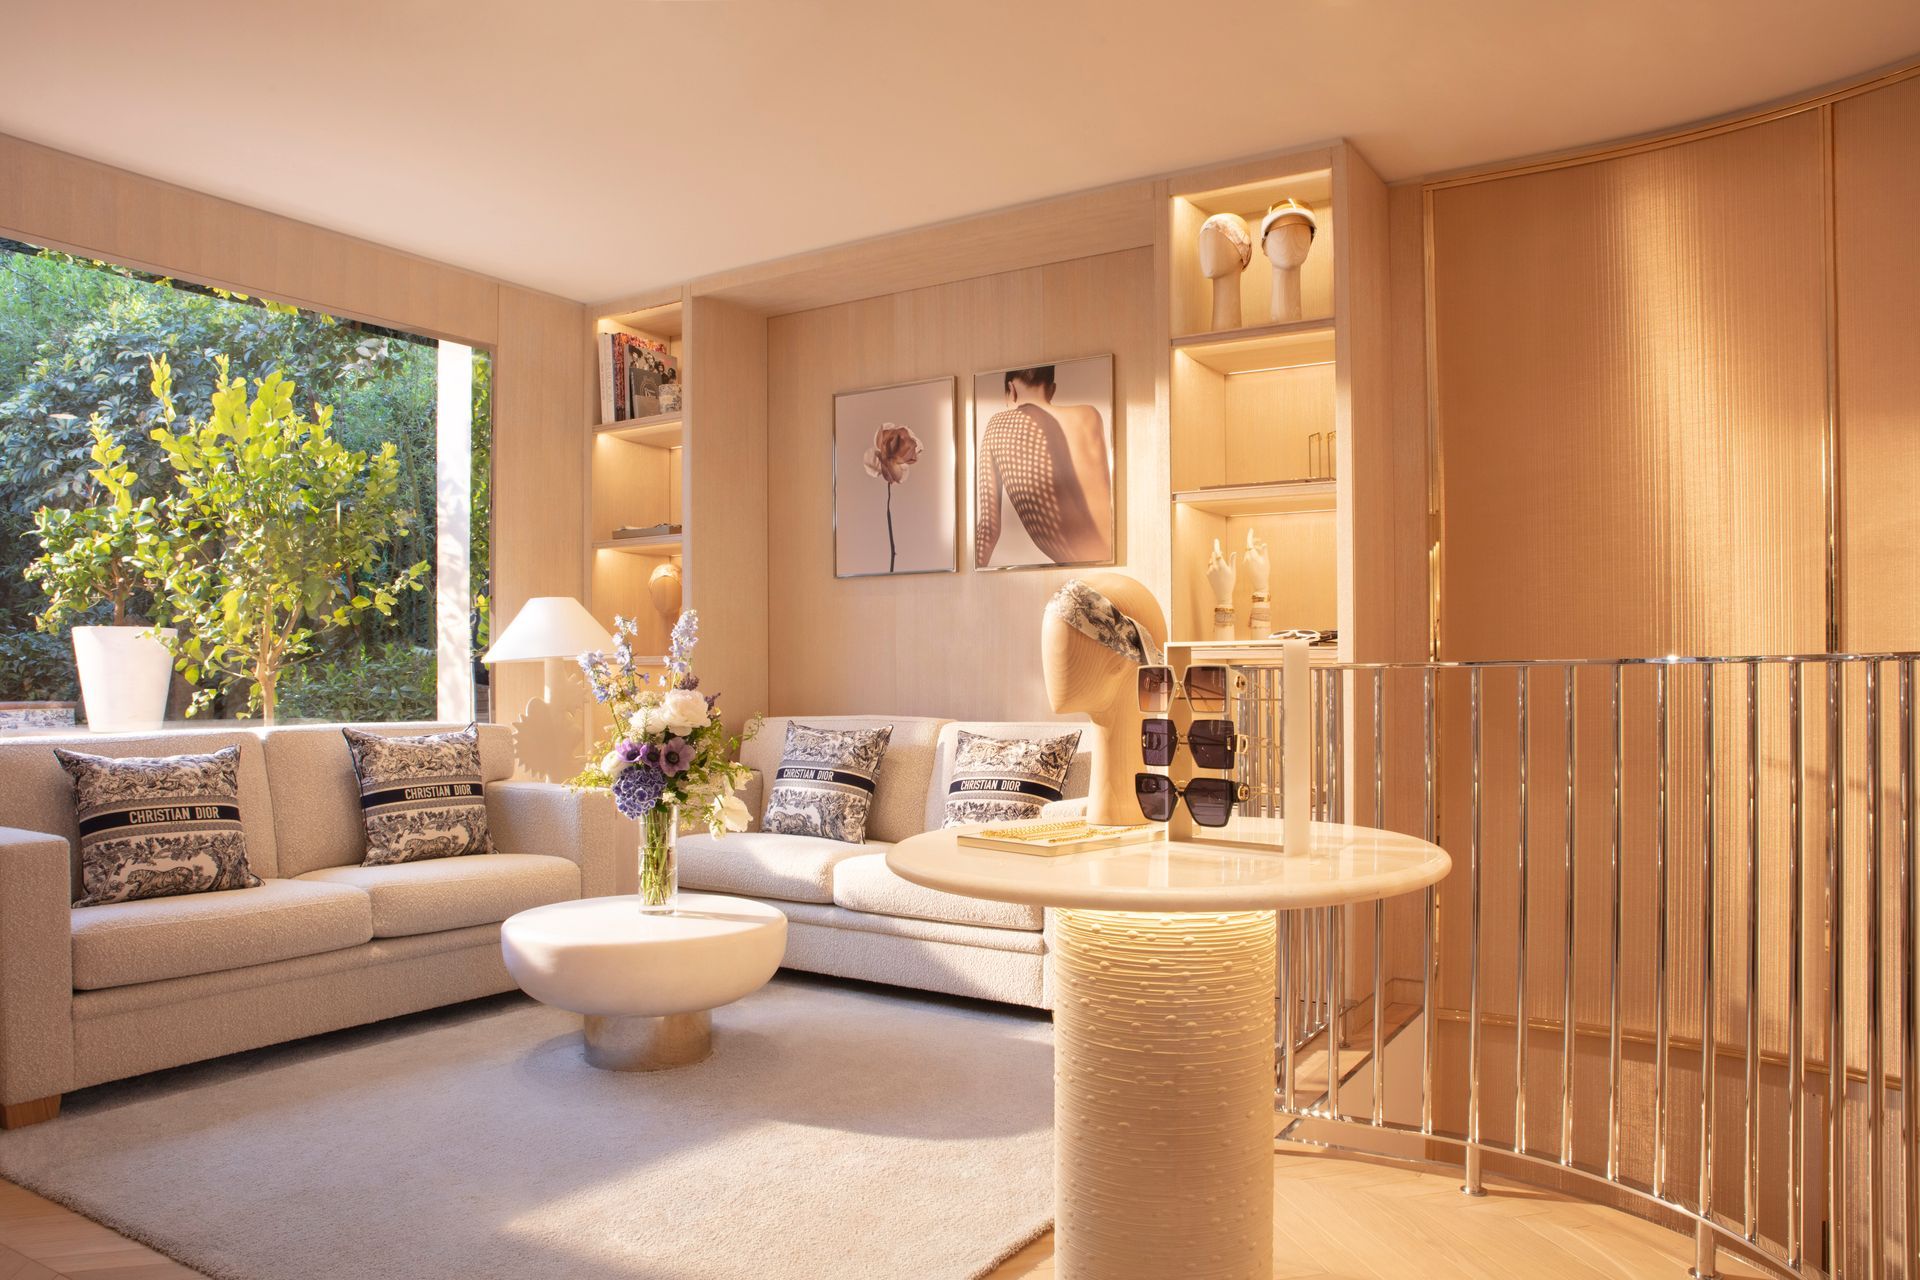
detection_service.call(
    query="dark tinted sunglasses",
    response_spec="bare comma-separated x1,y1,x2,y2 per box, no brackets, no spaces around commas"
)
1141,717,1246,770
1134,774,1249,827
1137,664,1237,715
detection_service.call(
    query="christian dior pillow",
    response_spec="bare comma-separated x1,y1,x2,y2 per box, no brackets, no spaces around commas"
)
942,729,1082,827
762,722,893,843
56,746,261,907
342,726,494,866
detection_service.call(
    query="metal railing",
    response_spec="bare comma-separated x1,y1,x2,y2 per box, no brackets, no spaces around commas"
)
1223,653,1918,1280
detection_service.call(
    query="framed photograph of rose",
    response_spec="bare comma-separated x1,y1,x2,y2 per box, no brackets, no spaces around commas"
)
832,375,957,578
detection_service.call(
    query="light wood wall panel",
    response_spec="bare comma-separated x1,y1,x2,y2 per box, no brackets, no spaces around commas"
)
1429,112,1829,662
489,286,590,727
1834,76,1920,652
765,248,1161,721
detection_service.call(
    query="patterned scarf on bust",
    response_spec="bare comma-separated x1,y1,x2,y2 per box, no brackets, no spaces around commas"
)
1045,579,1164,668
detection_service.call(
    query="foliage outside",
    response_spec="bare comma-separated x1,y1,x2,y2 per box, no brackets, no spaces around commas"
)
133,356,427,720
0,241,492,723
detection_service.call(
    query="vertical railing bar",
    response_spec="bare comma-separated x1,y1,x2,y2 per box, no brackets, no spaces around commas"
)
1789,661,1806,1269
1609,663,1624,1183
1900,657,1917,1279
1866,662,1884,1280
1517,669,1531,1156
1656,662,1671,1200
1422,668,1437,1138
1327,894,1341,1119
1469,668,1484,1162
1373,669,1385,1127
1562,663,1578,1168
1828,659,1846,1279
1701,666,1717,1225
1280,908,1296,1112
1745,660,1761,1244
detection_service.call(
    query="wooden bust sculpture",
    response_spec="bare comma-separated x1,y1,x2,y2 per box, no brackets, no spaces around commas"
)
1259,198,1317,323
1041,573,1167,825
1196,212,1252,331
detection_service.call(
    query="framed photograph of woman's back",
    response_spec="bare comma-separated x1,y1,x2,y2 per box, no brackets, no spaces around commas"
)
971,354,1115,571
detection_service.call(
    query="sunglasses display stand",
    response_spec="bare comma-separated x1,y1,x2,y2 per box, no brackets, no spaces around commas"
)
888,821,1451,1280
1039,570,1167,826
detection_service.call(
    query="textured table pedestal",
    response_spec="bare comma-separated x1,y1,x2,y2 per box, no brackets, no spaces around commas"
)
887,821,1451,1280
1054,908,1277,1280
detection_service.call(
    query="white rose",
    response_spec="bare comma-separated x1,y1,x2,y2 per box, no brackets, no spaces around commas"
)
662,688,711,736
601,748,632,778
629,704,666,736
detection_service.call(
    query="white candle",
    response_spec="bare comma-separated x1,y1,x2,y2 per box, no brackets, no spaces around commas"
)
1283,639,1312,855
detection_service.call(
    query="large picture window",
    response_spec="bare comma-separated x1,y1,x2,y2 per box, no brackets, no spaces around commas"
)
0,239,492,728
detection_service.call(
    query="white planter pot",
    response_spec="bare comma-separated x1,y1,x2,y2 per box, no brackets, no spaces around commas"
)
71,625,177,733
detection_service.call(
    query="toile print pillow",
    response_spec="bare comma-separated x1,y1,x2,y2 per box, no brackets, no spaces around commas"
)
343,725,494,866
762,722,893,843
56,746,261,908
942,729,1082,828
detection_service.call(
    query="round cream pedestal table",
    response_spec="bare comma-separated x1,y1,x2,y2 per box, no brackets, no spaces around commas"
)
888,822,1450,1280
500,893,786,1071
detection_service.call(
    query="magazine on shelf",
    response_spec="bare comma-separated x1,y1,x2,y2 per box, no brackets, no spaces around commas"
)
596,332,678,423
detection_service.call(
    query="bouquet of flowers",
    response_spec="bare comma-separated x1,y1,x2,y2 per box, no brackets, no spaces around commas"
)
569,610,758,909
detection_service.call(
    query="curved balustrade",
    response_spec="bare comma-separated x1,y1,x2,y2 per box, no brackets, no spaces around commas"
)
1224,652,1918,1280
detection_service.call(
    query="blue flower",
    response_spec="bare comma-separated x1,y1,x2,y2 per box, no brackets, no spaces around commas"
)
612,765,667,819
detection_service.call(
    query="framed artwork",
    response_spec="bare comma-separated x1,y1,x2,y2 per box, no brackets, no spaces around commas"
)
972,354,1115,571
833,376,958,578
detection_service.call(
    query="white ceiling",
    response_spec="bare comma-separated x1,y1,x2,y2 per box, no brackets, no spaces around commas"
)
4,1,1916,304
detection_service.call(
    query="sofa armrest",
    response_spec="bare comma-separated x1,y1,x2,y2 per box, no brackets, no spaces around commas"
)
1039,797,1089,820
739,769,765,833
0,827,74,1106
487,783,629,900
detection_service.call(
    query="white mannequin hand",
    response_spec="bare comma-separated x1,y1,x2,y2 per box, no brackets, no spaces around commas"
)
1244,529,1270,595
1206,538,1237,610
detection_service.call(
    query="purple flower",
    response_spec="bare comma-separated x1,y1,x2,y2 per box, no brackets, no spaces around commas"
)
612,740,647,766
612,766,666,819
657,736,692,777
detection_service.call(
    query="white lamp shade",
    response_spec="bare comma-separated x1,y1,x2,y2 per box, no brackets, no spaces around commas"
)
482,596,615,664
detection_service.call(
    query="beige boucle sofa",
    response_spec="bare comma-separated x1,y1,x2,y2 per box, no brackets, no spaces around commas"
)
0,722,623,1128
679,716,1102,1011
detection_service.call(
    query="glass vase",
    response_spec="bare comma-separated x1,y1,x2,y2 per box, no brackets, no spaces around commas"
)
638,804,679,913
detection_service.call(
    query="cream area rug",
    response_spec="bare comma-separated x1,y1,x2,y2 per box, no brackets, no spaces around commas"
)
0,977,1054,1280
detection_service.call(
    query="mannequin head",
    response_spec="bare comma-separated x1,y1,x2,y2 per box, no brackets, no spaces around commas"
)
1041,572,1167,715
1197,213,1252,280
648,561,683,618
1259,199,1317,271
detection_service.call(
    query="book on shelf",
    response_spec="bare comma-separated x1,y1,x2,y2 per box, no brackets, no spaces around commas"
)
596,332,678,423
957,819,1165,857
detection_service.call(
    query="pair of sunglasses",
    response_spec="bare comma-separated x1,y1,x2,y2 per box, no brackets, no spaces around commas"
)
1134,774,1249,827
1137,664,1238,714
1141,717,1246,770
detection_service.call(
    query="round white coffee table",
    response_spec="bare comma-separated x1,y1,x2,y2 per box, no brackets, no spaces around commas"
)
500,893,786,1071
889,822,1450,1280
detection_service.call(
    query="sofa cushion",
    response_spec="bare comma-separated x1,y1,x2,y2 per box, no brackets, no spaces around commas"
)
296,853,577,938
58,746,263,907
940,728,1083,828
342,725,494,865
924,720,1100,833
742,716,947,843
262,723,514,878
680,831,878,905
762,722,892,843
831,853,1044,932
70,878,373,991
0,729,279,894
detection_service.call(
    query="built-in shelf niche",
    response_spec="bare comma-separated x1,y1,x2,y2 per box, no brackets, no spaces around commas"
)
1171,323,1336,494
1169,167,1335,342
589,299,685,658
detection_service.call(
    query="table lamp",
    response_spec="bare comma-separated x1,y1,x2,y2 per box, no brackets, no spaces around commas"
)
482,597,614,781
